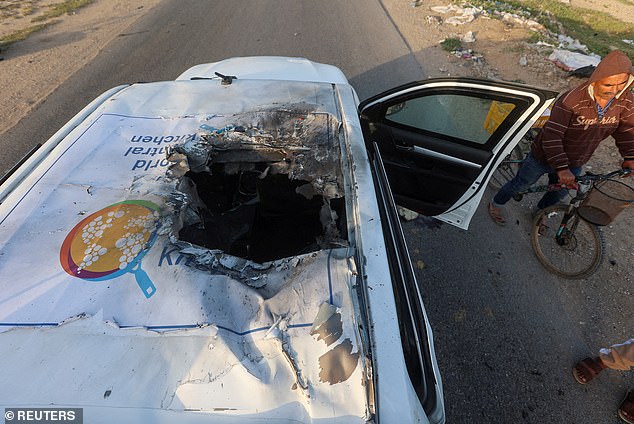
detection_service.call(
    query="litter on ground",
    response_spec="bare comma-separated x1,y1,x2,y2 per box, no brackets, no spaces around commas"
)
548,49,601,71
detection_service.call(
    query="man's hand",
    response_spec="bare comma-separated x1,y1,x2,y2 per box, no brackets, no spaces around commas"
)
622,160,634,173
556,168,576,186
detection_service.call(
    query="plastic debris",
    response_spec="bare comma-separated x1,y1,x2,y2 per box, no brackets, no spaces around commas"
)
397,206,419,221
452,47,482,62
548,49,601,71
456,48,472,58
426,15,443,24
567,65,596,78
430,4,480,25
430,3,546,32
557,34,589,53
462,31,476,43
430,4,462,14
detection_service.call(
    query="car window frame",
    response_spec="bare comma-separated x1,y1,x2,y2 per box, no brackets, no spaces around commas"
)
369,141,439,414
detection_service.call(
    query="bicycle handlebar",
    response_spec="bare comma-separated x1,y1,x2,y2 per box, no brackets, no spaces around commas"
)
575,168,634,184
514,168,634,197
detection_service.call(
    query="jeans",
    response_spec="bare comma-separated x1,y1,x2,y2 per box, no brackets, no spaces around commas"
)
493,153,582,210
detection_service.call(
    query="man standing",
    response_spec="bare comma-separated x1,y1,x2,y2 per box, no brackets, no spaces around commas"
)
488,50,634,225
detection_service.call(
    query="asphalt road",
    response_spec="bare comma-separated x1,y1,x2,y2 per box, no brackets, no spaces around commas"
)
2,1,632,422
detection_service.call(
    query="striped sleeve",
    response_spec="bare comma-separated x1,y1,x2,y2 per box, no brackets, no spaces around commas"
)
613,96,634,160
539,99,573,169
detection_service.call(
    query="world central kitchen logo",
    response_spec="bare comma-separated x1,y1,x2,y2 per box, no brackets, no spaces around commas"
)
60,200,161,298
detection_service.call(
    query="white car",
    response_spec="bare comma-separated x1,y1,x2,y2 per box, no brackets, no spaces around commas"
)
0,57,555,423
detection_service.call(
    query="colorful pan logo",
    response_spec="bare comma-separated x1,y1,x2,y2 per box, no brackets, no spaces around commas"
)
60,200,161,298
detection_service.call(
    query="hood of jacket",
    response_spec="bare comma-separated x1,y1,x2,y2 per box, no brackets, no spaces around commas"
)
588,50,633,83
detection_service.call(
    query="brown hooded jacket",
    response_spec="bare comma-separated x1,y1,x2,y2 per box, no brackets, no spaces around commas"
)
531,50,634,170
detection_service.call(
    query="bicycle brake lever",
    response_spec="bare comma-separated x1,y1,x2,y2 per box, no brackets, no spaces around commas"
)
548,183,578,190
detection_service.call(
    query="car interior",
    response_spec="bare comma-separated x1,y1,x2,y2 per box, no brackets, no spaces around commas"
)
361,86,531,216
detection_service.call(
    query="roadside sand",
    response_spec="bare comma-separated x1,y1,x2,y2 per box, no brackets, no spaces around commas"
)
0,0,160,136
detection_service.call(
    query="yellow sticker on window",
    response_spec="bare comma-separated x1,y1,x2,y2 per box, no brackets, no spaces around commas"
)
483,101,516,134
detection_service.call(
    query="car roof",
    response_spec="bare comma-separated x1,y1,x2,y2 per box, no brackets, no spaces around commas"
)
176,56,350,84
0,78,370,421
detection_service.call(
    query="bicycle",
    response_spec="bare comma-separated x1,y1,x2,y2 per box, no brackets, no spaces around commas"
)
488,128,537,190
514,169,634,279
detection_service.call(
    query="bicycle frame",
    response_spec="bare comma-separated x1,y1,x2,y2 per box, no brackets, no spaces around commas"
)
554,181,591,246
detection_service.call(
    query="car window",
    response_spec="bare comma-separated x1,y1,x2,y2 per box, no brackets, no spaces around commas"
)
385,94,516,145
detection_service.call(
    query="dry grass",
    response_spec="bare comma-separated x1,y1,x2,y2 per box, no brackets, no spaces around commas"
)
31,0,94,22
0,0,94,48
0,22,51,47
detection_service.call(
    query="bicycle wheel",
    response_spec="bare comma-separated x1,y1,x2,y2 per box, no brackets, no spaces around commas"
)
488,145,524,190
530,205,604,279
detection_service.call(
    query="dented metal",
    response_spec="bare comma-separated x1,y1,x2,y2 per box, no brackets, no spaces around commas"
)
0,68,391,423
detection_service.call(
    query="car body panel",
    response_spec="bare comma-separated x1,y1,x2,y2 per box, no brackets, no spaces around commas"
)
335,84,445,423
0,75,437,423
176,56,350,85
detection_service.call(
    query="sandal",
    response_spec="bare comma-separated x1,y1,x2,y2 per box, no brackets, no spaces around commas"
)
488,202,506,226
619,389,634,424
572,357,605,384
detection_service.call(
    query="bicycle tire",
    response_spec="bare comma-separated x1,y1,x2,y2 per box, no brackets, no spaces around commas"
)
488,144,524,190
530,205,604,279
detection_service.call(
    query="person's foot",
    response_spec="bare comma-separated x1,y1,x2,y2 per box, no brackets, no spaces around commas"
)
618,389,634,424
572,357,606,384
488,202,506,226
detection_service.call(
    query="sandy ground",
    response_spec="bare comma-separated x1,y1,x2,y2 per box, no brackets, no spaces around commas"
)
561,0,634,24
0,0,161,135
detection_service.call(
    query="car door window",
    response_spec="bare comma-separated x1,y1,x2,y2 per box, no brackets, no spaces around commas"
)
385,95,516,145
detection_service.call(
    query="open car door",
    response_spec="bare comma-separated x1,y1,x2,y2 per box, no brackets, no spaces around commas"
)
359,78,557,229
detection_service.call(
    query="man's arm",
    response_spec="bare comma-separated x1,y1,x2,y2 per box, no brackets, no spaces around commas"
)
539,97,574,171
613,95,634,169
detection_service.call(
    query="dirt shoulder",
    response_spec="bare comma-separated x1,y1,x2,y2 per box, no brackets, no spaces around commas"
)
0,0,160,137
384,0,577,90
